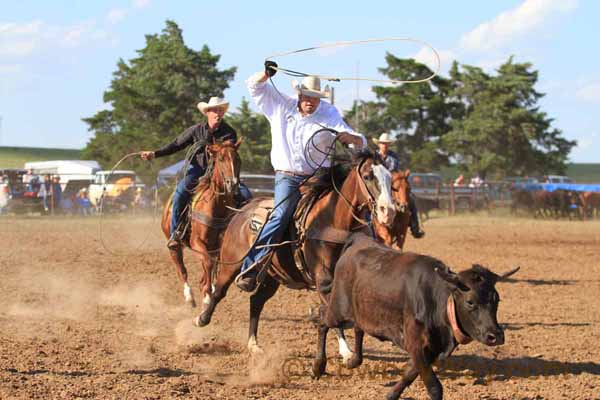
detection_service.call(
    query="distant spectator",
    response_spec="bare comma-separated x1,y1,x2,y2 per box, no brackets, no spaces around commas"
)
39,175,51,212
23,169,34,191
454,174,465,187
77,189,92,216
469,174,484,188
51,176,62,214
0,176,8,214
60,194,75,215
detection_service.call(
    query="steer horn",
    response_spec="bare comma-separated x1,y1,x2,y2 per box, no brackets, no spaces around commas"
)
495,266,520,282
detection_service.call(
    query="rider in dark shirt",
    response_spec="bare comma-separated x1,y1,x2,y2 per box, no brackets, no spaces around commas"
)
374,133,425,239
141,97,250,249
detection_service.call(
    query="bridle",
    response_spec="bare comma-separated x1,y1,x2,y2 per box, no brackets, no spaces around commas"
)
208,144,240,197
331,156,380,227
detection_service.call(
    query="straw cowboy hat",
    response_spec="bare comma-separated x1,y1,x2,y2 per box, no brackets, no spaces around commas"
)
197,97,229,115
373,133,394,145
291,76,331,98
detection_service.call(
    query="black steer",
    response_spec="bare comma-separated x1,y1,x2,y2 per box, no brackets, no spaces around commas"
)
314,233,518,400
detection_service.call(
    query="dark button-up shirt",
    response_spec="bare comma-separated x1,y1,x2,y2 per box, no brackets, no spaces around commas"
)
153,121,237,169
379,150,401,172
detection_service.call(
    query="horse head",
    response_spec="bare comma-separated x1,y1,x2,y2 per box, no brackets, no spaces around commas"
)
366,169,411,250
352,150,396,228
207,138,242,196
392,169,411,214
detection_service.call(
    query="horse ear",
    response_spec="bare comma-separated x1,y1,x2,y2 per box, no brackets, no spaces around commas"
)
207,143,218,154
235,137,243,150
405,169,411,177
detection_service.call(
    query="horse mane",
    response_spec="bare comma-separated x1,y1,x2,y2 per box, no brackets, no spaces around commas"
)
298,148,375,208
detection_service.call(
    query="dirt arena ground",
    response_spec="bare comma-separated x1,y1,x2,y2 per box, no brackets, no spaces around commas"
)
1,214,599,400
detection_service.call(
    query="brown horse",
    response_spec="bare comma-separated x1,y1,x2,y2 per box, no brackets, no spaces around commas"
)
161,140,241,308
371,169,412,251
194,150,396,353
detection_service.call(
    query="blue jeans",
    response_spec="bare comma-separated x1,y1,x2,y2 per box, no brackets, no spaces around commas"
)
171,164,205,235
171,164,252,236
237,183,252,207
240,172,305,273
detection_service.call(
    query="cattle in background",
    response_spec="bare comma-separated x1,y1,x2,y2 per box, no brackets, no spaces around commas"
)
580,191,600,219
510,188,534,215
414,195,440,221
313,233,518,400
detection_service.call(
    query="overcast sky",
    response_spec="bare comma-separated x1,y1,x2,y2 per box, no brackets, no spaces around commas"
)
1,0,598,162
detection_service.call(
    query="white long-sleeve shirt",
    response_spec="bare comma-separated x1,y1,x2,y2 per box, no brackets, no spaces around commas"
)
246,73,366,175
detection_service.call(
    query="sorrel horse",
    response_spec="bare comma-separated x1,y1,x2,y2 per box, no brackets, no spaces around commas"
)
161,140,241,308
371,169,412,251
194,150,396,353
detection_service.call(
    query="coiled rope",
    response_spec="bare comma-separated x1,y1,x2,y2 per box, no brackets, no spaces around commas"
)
265,37,441,84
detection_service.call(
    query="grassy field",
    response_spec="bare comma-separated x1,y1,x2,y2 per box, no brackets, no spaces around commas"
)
0,146,81,169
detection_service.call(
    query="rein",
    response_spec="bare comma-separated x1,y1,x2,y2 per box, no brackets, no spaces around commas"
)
330,157,376,227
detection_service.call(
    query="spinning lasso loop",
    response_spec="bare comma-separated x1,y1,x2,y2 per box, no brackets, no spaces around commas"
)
265,37,441,84
98,152,160,256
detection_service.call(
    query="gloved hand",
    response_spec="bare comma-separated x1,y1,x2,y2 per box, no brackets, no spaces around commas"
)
264,61,278,78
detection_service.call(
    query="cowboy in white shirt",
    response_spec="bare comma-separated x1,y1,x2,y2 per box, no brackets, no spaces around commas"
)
236,61,366,292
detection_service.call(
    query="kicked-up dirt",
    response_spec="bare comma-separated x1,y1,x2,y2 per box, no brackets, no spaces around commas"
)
0,214,599,399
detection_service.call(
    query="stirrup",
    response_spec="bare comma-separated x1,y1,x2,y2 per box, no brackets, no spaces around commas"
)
167,230,183,249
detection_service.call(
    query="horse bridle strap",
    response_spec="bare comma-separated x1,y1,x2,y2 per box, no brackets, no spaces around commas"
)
330,160,375,227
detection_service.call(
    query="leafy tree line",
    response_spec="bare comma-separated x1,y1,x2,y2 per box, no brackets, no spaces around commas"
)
83,21,575,180
344,54,576,179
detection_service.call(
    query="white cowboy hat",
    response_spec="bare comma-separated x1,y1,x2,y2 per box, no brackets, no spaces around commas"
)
373,133,394,144
291,76,331,99
197,97,229,115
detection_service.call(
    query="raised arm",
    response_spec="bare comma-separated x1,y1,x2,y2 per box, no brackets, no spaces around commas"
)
246,61,294,120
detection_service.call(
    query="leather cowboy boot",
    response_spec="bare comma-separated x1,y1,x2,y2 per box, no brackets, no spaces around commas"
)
409,195,425,239
236,252,272,292
236,269,258,292
167,229,183,250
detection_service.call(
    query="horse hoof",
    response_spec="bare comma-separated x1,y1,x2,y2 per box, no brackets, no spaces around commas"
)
311,358,326,380
344,355,363,369
385,391,400,400
193,314,209,328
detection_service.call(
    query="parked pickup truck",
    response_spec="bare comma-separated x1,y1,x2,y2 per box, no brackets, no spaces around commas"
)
88,170,143,207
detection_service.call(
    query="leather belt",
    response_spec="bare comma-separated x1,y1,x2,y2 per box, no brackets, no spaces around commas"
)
276,170,310,178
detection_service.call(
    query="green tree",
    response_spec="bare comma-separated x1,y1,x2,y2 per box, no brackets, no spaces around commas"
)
81,20,236,175
345,54,462,170
443,57,576,179
227,98,272,174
